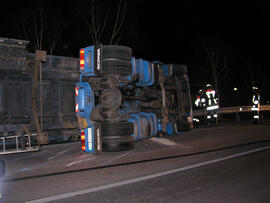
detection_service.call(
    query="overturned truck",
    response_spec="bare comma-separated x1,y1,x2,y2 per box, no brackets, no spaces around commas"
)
0,37,80,151
75,45,193,153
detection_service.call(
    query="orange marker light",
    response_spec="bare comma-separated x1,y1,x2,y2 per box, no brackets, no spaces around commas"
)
81,130,86,151
80,49,85,70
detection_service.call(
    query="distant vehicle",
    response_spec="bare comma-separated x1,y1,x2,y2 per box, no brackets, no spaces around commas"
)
75,45,192,153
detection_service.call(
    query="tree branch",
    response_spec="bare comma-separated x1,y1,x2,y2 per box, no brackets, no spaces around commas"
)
110,0,122,44
98,8,111,42
114,0,126,42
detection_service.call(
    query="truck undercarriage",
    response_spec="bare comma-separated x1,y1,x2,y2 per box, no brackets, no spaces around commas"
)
76,45,192,153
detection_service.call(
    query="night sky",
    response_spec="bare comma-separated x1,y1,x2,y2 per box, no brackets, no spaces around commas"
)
1,0,270,104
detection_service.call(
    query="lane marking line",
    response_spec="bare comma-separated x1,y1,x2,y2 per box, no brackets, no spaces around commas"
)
26,145,270,203
150,137,177,146
47,149,72,161
65,160,84,167
65,156,96,167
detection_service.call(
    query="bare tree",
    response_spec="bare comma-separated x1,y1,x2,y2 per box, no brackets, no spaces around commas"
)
203,39,233,97
246,59,268,92
81,0,127,45
21,6,63,145
110,0,126,44
22,7,62,54
47,24,62,55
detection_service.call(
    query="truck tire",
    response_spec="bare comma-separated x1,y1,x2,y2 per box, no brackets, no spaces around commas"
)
102,136,134,152
101,121,133,137
96,45,132,76
101,121,134,151
101,59,132,76
102,45,132,61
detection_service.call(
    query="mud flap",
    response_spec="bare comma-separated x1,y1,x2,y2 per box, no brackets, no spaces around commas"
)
84,125,102,155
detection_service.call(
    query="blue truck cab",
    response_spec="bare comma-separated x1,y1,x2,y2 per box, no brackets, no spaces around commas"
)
75,44,192,153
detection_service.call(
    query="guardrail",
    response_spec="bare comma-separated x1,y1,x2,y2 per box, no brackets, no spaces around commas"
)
193,105,270,116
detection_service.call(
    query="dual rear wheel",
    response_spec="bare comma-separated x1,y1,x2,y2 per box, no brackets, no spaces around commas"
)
98,45,132,76
98,45,134,152
100,121,134,152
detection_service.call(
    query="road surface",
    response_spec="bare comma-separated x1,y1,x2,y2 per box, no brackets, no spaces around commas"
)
1,124,270,203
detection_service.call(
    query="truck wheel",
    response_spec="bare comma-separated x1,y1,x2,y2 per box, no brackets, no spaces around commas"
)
101,122,134,152
101,121,133,137
102,45,132,61
101,59,132,76
102,136,134,152
97,45,132,76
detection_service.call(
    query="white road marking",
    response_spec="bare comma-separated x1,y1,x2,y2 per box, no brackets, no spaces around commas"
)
65,156,96,167
19,168,31,172
85,157,96,161
65,160,84,167
47,149,72,161
151,137,177,146
26,145,270,203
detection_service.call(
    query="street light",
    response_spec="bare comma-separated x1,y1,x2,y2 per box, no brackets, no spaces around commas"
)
233,87,240,122
233,87,239,105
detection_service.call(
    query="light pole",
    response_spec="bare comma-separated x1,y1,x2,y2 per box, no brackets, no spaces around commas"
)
233,87,240,122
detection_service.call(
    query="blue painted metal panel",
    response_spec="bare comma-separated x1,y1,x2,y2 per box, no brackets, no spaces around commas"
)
157,118,163,132
128,114,141,141
129,112,157,141
135,59,155,87
160,64,169,77
75,82,95,119
75,81,98,154
157,119,174,135
121,57,155,87
80,46,96,76
166,122,174,135
140,112,157,137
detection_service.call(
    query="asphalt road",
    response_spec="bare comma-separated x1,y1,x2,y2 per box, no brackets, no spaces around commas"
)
1,125,270,203
59,148,270,203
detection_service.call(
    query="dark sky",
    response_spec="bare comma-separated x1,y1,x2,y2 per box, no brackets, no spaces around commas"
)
1,0,270,102
2,1,270,59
